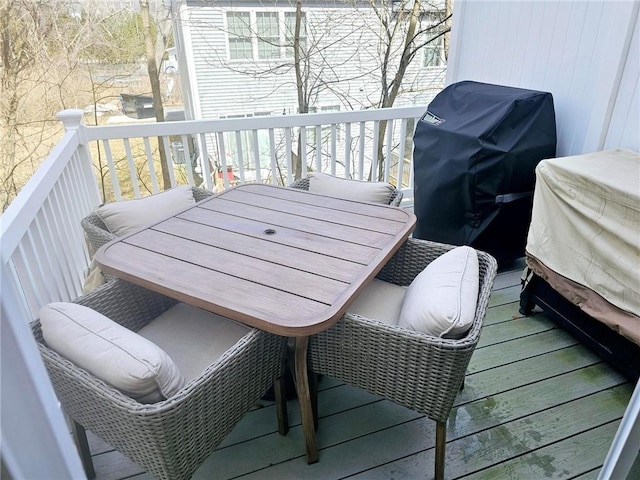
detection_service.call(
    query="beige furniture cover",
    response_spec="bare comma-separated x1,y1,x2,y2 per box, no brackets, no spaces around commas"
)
526,148,640,344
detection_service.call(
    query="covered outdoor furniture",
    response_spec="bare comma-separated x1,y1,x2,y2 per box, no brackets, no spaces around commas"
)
520,149,640,380
81,186,214,254
31,278,288,480
290,173,403,206
309,238,497,480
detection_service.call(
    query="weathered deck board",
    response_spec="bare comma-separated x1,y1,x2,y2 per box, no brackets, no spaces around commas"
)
461,421,622,479
87,260,634,480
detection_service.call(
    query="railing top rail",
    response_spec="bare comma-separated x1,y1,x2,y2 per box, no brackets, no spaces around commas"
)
83,105,428,141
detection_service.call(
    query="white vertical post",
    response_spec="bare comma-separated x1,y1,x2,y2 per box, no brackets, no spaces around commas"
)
56,109,101,208
598,380,640,479
1,263,87,480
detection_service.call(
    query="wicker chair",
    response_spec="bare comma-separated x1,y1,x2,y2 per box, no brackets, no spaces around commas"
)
289,176,403,206
82,187,214,254
309,238,497,480
31,278,288,480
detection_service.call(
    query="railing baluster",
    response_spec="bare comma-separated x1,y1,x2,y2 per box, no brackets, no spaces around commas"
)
344,123,351,178
330,125,337,176
285,127,293,186
233,130,245,184
102,139,121,201
16,240,45,313
122,138,141,197
57,166,91,287
143,137,160,194
217,131,231,189
358,122,366,181
180,134,195,186
33,211,65,301
268,128,278,185
25,227,59,303
315,125,322,173
198,133,213,190
160,136,177,189
300,126,308,178
41,197,76,298
371,120,380,181
384,119,394,183
397,118,408,189
251,130,261,183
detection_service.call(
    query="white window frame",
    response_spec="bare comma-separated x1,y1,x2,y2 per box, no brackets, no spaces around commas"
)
226,11,253,61
224,10,306,62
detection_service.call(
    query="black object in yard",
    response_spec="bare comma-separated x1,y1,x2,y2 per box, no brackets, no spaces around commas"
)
120,93,155,119
412,80,557,264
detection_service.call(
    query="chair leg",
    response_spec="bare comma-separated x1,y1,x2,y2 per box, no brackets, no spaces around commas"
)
435,420,446,480
274,377,289,436
71,420,95,479
310,372,319,431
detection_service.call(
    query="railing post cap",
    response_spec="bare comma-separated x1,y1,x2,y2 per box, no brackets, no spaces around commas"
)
56,109,85,130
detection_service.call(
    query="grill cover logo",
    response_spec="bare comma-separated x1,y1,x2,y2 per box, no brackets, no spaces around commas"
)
421,110,444,126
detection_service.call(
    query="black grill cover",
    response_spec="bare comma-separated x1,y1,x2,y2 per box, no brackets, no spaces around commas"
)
412,80,556,263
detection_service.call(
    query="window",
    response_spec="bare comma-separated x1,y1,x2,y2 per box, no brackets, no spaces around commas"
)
256,12,280,59
421,12,447,68
227,12,252,60
424,35,445,67
226,11,306,61
284,11,307,57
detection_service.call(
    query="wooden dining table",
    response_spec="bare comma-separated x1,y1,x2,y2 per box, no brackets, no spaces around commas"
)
96,183,416,463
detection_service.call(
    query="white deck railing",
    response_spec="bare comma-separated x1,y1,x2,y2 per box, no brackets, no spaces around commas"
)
1,105,425,323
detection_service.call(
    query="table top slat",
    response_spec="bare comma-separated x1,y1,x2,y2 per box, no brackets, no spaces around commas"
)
198,199,393,248
217,188,408,233
152,218,367,282
175,208,381,263
98,243,338,334
236,183,411,221
124,229,349,305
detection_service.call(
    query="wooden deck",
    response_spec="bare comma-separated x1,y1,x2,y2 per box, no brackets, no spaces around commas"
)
87,259,637,479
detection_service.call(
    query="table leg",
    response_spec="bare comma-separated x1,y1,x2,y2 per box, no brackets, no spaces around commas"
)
293,336,319,463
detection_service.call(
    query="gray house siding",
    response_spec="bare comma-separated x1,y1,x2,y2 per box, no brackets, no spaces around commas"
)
176,1,447,120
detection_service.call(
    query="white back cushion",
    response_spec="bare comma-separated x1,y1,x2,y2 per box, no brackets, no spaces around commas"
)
39,302,185,403
96,185,196,237
398,246,479,338
308,173,395,204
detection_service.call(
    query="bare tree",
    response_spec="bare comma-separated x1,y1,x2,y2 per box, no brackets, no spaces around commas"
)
140,0,173,189
0,0,172,210
368,0,451,180
0,0,86,211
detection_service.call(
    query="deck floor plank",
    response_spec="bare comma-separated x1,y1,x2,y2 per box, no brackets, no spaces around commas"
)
460,421,622,479
88,260,633,480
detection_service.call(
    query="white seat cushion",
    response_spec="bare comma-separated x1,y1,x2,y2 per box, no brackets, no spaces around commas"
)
347,279,406,325
308,172,395,204
138,303,252,382
398,246,479,338
39,302,185,403
96,185,196,237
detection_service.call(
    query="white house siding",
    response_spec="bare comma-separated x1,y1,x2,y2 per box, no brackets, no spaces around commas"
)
447,0,640,156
